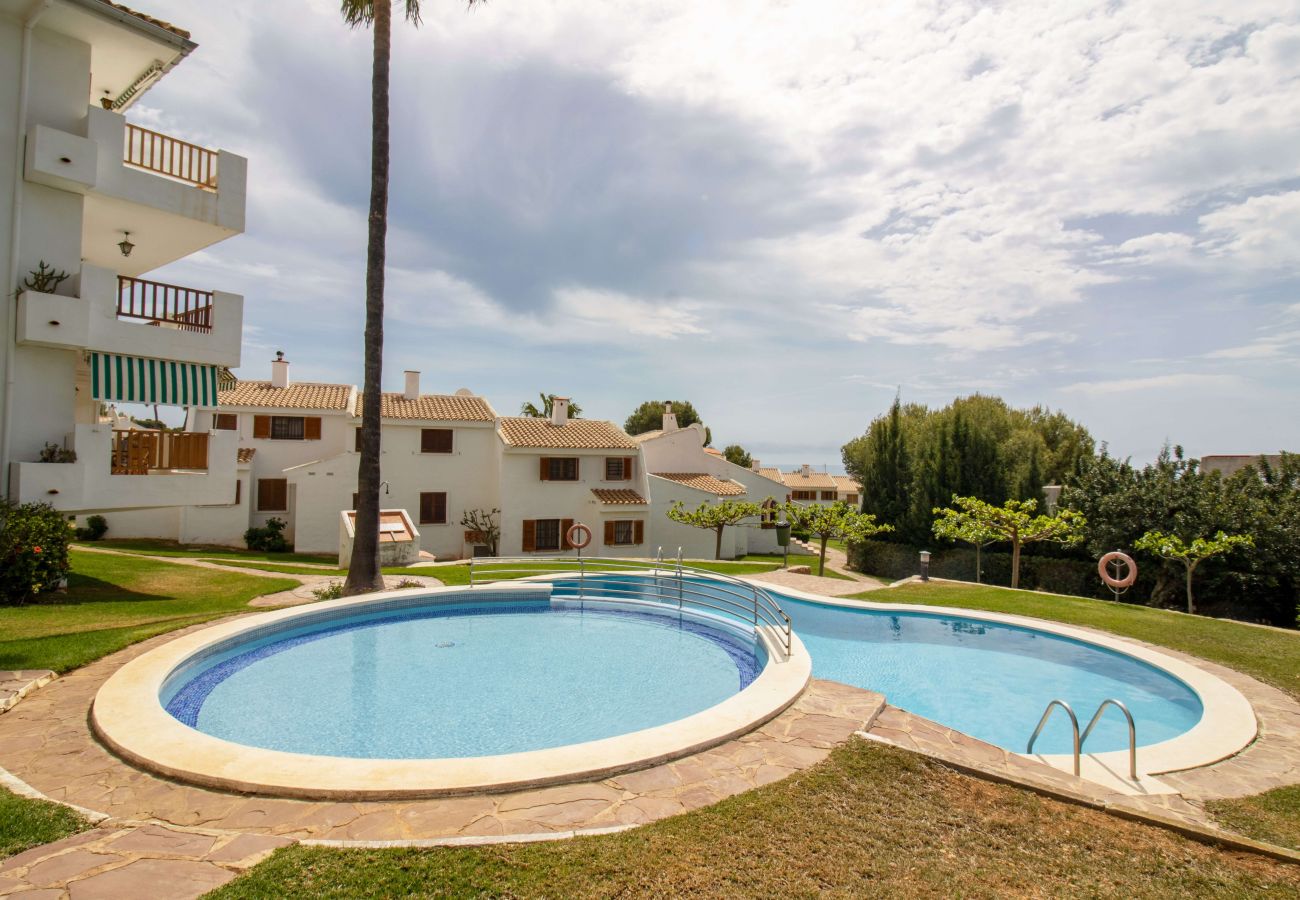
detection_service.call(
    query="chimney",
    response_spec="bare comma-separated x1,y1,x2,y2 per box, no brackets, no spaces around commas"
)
270,351,290,389
550,396,570,427
751,459,760,472
801,463,811,477
662,401,678,432
404,370,420,401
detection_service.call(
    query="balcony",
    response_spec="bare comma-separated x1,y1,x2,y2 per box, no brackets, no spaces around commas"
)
16,264,242,368
9,426,237,512
24,106,246,276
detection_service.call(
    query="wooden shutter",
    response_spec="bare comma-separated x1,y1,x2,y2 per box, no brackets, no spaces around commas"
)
253,415,270,439
234,478,241,505
623,457,634,480
539,457,550,481
354,427,363,452
304,417,322,440
419,492,447,524
257,478,287,511
422,429,452,453
604,521,616,544
214,413,237,431
561,518,575,549
633,520,644,545
522,520,536,552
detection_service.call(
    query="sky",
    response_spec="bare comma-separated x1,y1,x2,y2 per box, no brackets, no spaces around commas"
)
133,0,1299,472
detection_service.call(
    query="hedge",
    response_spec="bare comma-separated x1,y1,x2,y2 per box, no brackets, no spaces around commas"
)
1,500,72,605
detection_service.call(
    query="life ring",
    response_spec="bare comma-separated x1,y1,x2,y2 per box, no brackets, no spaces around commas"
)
1098,551,1137,589
566,523,592,550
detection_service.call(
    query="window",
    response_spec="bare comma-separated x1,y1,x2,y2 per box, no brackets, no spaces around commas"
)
213,413,238,431
605,457,633,481
604,519,644,546
419,492,447,524
257,478,288,512
791,490,815,501
421,429,453,454
355,427,363,452
522,518,573,552
539,457,579,481
254,415,322,441
846,493,859,505
820,490,837,501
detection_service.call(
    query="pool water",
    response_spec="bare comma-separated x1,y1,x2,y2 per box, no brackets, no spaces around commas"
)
164,601,761,759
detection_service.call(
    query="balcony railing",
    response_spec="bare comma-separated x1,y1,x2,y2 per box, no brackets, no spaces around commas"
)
117,276,214,332
123,123,219,190
110,430,209,474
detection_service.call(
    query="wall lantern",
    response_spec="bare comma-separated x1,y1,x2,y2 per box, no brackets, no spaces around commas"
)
118,231,134,257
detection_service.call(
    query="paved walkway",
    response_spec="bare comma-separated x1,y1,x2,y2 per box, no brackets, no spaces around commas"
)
0,672,55,716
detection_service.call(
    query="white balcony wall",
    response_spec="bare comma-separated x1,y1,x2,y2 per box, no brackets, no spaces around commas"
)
16,264,243,368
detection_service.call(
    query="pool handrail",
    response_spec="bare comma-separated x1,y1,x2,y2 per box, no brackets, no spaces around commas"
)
1079,698,1138,780
468,555,793,659
1026,699,1081,775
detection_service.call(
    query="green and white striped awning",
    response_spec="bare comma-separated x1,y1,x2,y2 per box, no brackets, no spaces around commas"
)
88,352,220,408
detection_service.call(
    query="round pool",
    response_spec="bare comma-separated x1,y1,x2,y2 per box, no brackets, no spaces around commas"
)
162,599,763,759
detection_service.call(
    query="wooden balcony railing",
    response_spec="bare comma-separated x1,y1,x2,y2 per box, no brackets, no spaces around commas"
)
123,123,219,190
111,430,209,474
117,276,214,333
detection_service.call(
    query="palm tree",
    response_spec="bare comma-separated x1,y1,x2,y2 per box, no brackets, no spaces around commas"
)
520,393,583,418
340,0,479,595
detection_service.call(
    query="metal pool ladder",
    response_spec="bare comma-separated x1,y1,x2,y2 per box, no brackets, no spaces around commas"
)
1026,698,1138,780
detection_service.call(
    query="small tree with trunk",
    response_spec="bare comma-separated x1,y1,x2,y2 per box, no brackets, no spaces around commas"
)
784,501,891,576
1134,530,1254,615
931,496,1085,589
666,498,762,560
521,393,582,418
460,508,500,556
931,507,1001,583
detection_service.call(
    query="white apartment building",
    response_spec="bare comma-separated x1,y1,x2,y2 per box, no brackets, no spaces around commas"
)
753,464,860,508
2,1,246,522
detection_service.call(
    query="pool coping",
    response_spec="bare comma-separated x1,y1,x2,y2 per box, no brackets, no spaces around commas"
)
748,581,1259,782
90,582,812,800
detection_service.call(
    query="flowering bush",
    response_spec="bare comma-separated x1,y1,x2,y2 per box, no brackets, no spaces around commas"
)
0,500,72,605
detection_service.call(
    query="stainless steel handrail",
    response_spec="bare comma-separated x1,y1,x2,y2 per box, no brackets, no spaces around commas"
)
1026,699,1081,775
1080,699,1138,780
469,555,793,659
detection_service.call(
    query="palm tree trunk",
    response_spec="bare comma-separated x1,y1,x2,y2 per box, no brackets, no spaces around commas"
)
344,0,391,596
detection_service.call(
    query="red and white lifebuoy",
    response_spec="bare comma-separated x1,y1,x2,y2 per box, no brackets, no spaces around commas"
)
566,522,592,550
1098,551,1138,589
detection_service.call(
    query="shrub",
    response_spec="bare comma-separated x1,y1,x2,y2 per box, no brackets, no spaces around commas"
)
243,517,290,552
37,442,76,463
1,500,72,605
312,580,345,601
75,515,108,542
391,579,424,590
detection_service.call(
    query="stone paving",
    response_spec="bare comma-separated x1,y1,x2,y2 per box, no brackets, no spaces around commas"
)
0,672,55,715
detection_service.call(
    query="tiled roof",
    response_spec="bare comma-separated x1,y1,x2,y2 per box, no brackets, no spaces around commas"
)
654,473,747,496
219,380,353,411
102,1,192,39
832,475,861,491
783,470,837,489
498,417,638,450
705,447,723,456
236,447,256,464
757,467,783,482
354,392,495,421
591,488,648,505
631,430,663,442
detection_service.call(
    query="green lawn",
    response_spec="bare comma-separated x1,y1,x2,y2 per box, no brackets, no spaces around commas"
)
851,581,1300,702
210,740,1300,899
739,553,853,580
1209,786,1300,852
80,538,338,566
0,788,89,859
0,549,296,672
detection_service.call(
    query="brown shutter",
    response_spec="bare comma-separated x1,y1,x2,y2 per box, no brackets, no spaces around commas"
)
355,427,363,452
234,478,241,505
522,520,536,552
633,520,644,545
561,519,575,549
539,457,550,481
625,457,635,480
304,417,322,440
573,459,580,480
257,478,287,512
604,521,616,544
253,415,270,439
422,429,453,453
436,492,447,523
420,492,434,524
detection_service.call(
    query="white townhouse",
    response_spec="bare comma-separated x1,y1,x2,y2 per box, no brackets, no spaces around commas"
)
635,405,787,559
777,465,842,508
2,1,247,525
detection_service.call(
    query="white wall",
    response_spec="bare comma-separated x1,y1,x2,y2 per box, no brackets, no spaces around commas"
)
646,476,741,560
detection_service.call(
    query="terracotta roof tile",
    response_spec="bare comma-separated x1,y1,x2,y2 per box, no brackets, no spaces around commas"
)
354,392,495,421
631,430,663,442
832,475,861,492
219,380,353,411
591,488,648,505
782,470,837,489
757,467,783,482
654,473,747,496
236,447,256,464
499,417,638,450
101,1,191,39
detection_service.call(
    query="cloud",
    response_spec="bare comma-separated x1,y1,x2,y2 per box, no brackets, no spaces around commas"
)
1061,373,1244,395
1197,190,1300,272
1205,329,1300,360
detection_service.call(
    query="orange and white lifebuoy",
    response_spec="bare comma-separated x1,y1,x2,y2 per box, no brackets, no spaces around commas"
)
566,522,592,550
1098,551,1137,589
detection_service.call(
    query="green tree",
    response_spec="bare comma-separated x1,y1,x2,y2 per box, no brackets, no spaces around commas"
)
784,501,892,576
1134,530,1254,615
722,444,752,468
520,393,583,418
931,509,1000,583
931,496,1085,589
665,498,762,560
625,400,705,436
859,396,911,528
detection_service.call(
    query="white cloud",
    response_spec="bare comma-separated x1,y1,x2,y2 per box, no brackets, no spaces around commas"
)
1198,191,1300,271
1206,329,1300,360
552,287,707,339
1061,373,1244,395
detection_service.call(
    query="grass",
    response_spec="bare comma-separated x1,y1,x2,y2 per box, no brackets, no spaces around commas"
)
1210,786,1300,852
80,538,337,566
0,788,89,859
852,581,1300,703
209,740,1300,899
739,553,853,580
0,549,296,672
